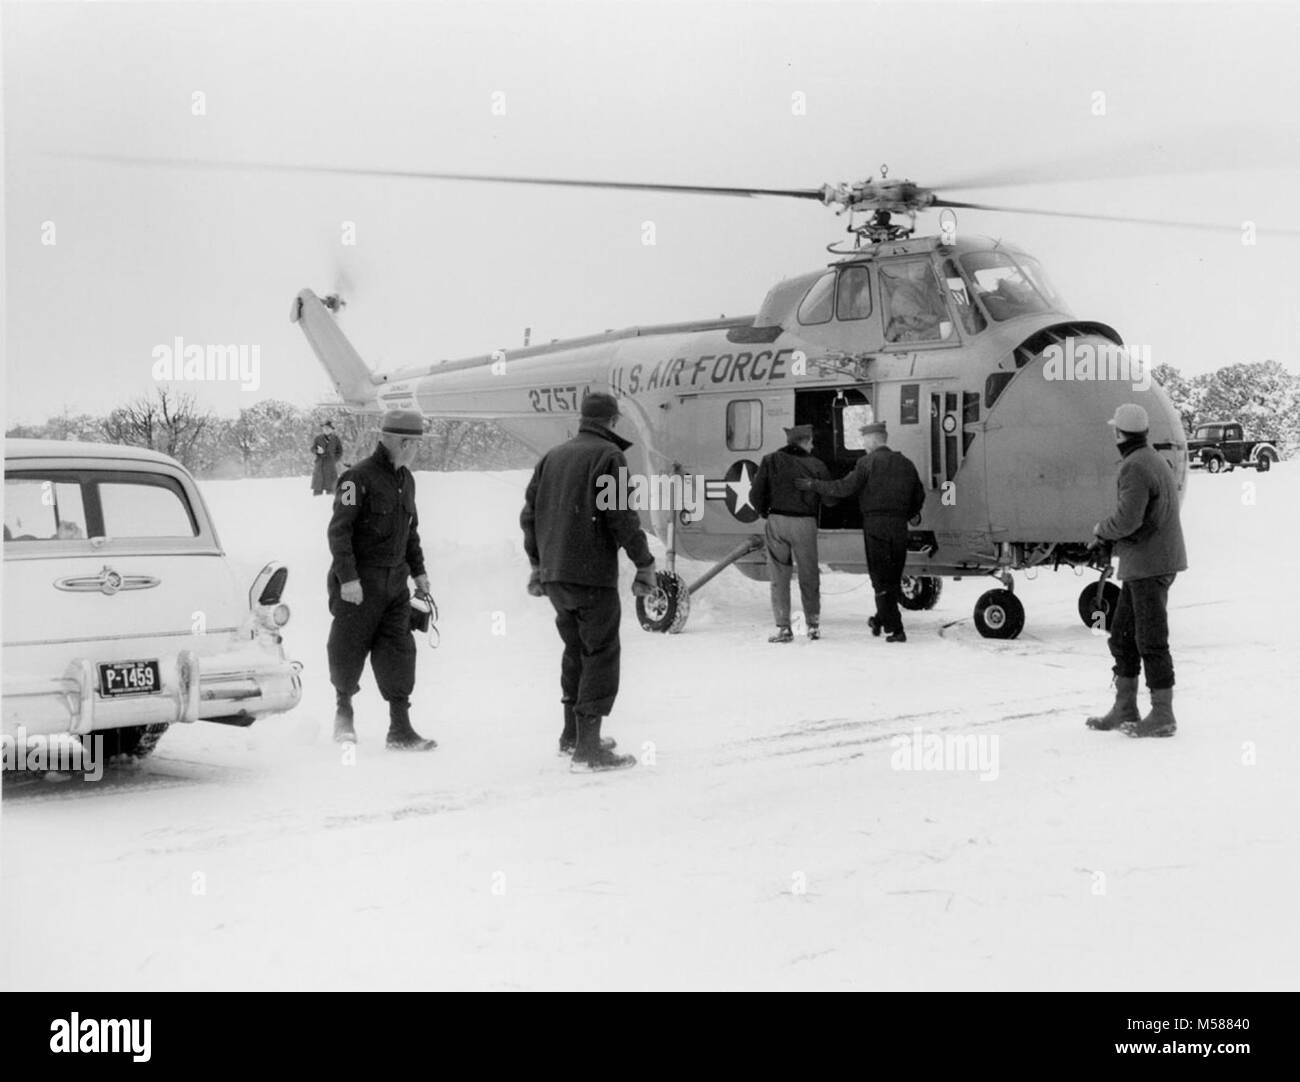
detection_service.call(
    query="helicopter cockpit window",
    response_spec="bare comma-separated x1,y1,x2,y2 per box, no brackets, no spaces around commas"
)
880,261,954,344
835,266,873,321
726,400,763,451
797,272,835,325
943,259,986,335
960,251,1062,322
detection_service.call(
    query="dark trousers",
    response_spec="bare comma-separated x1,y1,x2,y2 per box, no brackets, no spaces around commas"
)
863,517,909,634
545,582,621,719
1109,573,1176,690
327,564,416,703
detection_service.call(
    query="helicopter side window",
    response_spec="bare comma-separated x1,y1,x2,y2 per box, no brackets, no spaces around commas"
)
943,259,986,335
960,251,1059,321
797,272,835,325
835,266,873,321
726,400,763,451
880,261,953,344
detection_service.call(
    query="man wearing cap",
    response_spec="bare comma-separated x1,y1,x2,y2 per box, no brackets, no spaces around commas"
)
521,392,655,771
796,422,926,642
1086,402,1188,738
750,424,833,642
326,408,437,751
311,420,344,496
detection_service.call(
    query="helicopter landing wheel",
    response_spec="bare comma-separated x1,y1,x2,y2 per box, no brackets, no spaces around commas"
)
636,571,690,634
973,588,1024,639
1077,581,1121,632
898,575,943,611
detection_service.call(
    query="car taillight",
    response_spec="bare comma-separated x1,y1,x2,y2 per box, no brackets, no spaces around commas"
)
249,562,289,608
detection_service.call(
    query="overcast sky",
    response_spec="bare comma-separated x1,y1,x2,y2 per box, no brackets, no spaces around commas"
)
5,0,1300,424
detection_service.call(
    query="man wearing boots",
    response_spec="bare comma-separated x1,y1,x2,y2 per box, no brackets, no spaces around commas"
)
521,392,655,771
797,421,925,642
750,424,833,642
1086,403,1188,738
326,409,437,751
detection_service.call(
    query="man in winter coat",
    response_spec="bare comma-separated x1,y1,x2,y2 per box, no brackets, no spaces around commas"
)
326,409,436,751
311,420,344,495
521,392,656,771
797,422,926,642
1086,403,1188,738
750,424,833,642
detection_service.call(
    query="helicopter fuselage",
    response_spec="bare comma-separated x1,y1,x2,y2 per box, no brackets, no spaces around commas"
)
296,233,1188,585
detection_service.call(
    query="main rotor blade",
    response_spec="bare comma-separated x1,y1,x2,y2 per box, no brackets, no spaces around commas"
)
933,127,1300,192
63,153,828,201
932,198,1300,236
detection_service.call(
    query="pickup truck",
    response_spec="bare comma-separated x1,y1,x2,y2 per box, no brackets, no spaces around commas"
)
1186,421,1280,473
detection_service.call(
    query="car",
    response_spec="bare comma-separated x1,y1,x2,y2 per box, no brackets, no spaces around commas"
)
3,439,302,760
1186,420,1281,473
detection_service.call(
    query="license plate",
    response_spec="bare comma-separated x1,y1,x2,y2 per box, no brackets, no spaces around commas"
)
97,660,162,697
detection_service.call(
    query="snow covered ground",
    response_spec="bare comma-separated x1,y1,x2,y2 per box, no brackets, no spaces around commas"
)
3,463,1298,991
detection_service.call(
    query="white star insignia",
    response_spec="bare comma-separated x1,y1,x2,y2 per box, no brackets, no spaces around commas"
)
727,462,755,513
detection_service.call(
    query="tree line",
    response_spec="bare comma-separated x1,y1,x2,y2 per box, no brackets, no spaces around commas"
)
7,360,1297,474
6,389,536,478
1151,360,1298,453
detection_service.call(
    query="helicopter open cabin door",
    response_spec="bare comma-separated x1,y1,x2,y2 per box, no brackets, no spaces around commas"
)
668,389,793,538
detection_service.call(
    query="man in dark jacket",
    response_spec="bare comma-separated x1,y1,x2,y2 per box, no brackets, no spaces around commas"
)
797,422,926,642
521,392,656,771
326,409,436,751
311,420,344,495
750,424,833,642
1086,403,1188,738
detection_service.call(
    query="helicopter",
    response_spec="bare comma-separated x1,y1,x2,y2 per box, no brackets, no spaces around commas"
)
282,160,1203,639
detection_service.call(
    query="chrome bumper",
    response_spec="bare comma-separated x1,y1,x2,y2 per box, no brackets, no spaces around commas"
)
2,647,303,736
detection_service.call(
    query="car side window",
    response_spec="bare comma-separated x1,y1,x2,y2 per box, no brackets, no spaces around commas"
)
98,477,198,538
3,477,87,541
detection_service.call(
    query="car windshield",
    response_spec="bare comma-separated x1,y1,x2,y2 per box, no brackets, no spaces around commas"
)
960,251,1064,321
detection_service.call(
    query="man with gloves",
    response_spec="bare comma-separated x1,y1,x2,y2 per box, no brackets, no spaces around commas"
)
521,392,655,771
1086,403,1188,738
326,409,437,751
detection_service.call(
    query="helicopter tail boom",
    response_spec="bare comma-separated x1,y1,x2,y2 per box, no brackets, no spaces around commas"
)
291,289,381,407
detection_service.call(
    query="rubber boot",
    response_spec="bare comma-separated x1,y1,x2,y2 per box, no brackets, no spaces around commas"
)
1086,675,1140,731
559,703,615,756
386,699,437,751
570,715,635,772
1124,687,1177,738
333,692,357,744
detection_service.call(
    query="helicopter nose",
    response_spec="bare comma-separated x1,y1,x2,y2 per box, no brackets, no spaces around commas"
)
980,336,1187,543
